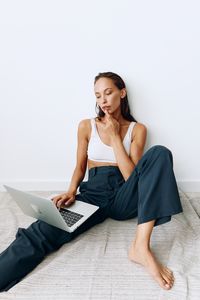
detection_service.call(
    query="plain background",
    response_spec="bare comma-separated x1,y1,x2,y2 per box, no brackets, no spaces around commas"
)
0,0,199,192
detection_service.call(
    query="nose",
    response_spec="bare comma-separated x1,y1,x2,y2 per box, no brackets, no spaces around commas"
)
97,95,108,107
102,97,108,104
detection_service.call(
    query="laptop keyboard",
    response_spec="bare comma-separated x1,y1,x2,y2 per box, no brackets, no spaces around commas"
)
59,208,84,227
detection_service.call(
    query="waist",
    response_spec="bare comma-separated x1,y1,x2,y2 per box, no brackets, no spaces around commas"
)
88,165,123,178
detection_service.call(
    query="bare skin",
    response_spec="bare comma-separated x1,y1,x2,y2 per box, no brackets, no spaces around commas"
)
128,220,175,290
87,124,175,288
53,77,175,290
88,119,175,290
87,116,133,170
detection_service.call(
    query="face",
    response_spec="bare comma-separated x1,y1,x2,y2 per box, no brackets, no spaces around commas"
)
94,77,126,114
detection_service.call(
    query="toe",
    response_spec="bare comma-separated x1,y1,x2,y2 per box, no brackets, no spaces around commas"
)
163,268,174,280
163,279,172,289
162,272,173,287
162,267,174,280
165,267,174,276
155,275,171,290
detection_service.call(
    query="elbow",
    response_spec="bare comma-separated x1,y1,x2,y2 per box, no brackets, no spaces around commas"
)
75,164,87,177
124,164,135,181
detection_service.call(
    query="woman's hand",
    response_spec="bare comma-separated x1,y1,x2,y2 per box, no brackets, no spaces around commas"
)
103,109,120,143
51,191,76,209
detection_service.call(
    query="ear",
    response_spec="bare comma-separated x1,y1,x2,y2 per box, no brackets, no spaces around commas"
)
120,88,126,99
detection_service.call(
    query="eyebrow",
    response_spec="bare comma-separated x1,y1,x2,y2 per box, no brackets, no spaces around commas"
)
95,88,112,95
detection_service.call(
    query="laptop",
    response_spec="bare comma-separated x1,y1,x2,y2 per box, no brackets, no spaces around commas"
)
3,185,99,233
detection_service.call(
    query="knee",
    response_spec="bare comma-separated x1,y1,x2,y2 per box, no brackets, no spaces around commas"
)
150,144,172,158
16,220,72,252
34,220,73,245
149,145,173,166
151,144,171,154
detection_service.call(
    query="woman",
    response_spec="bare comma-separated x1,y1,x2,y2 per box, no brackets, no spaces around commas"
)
0,71,183,292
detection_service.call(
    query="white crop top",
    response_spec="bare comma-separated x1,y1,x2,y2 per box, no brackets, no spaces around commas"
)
87,118,137,163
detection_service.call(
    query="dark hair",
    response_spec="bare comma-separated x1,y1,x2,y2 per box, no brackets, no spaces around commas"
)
94,71,137,122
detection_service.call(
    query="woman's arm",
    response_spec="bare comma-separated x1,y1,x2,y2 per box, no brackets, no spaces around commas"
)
67,119,89,194
112,123,147,181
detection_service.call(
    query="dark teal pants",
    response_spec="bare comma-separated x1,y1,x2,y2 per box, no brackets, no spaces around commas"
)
0,145,183,292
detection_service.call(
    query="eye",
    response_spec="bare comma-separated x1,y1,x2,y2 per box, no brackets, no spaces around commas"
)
96,92,112,98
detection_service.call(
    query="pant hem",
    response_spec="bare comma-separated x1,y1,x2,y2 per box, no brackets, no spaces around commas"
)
137,209,183,227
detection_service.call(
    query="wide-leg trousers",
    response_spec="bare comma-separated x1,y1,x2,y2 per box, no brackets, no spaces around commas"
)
0,145,183,292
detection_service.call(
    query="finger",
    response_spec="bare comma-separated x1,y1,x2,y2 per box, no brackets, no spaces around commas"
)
65,198,75,206
52,194,63,200
65,198,73,205
57,197,67,207
53,196,62,204
104,110,112,123
56,202,61,209
52,198,60,206
104,109,111,117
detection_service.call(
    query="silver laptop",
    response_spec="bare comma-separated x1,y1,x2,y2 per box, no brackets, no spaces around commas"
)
3,185,99,233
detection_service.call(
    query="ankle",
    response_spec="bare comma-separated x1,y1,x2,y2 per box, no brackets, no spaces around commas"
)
132,239,150,251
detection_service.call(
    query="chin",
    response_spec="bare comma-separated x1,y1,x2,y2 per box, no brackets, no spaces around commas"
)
103,108,112,113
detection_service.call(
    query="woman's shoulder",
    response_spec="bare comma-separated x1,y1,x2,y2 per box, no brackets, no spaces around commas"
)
78,117,101,125
78,119,92,133
77,118,95,140
131,121,147,140
133,121,147,129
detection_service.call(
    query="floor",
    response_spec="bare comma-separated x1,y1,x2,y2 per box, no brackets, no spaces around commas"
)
0,189,200,300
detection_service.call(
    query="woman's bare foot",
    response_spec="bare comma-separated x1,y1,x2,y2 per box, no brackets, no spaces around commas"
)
128,240,175,290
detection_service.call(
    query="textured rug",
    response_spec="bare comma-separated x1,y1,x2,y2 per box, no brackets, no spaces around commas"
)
0,189,200,300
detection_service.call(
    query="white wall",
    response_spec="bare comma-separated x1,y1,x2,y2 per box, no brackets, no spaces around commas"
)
0,0,200,192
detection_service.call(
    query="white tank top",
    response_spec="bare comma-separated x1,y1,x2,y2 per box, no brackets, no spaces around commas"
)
87,118,137,163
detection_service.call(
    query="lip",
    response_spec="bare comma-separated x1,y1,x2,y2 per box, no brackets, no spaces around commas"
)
102,106,110,110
